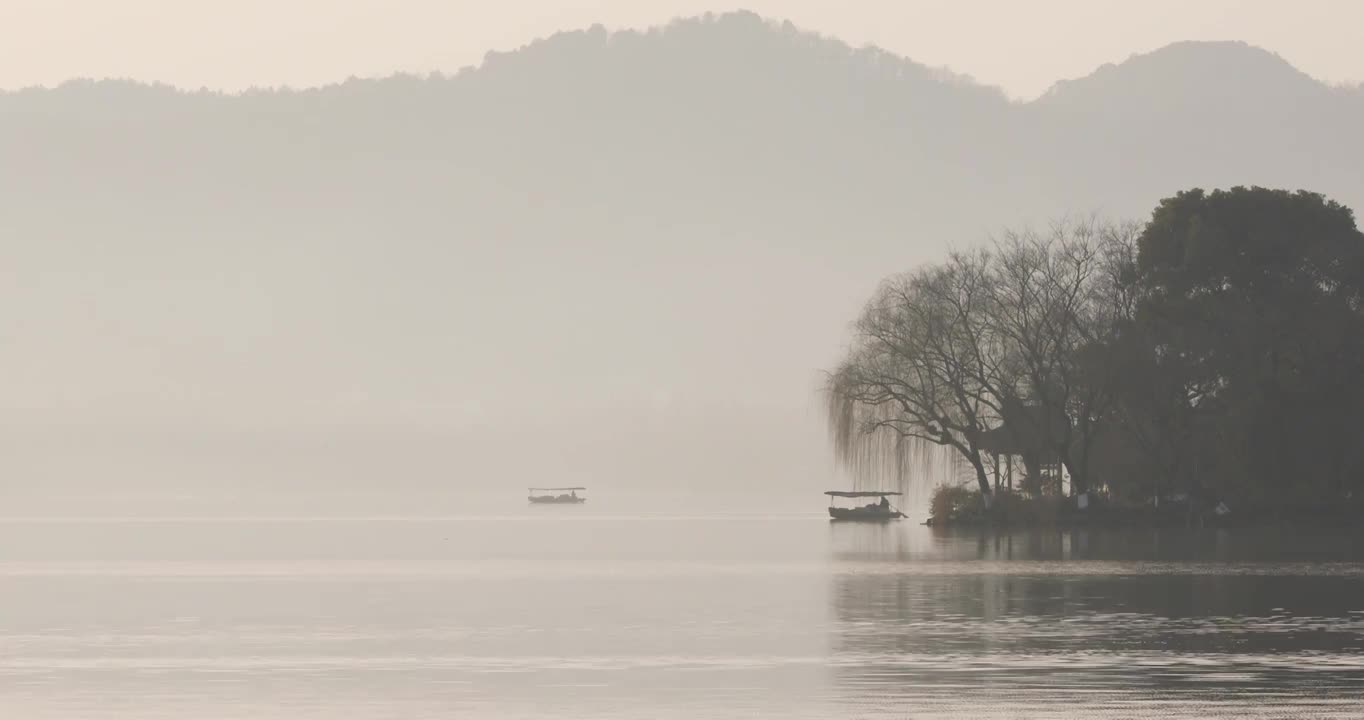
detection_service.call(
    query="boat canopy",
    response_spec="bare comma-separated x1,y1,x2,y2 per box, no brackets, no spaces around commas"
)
529,487,587,492
824,490,902,498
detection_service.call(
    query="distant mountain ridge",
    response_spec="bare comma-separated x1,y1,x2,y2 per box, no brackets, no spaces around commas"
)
1039,40,1334,100
2,11,1361,492
7,16,1357,105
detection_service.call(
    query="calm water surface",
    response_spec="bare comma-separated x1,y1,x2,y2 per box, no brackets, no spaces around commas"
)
3,491,1363,718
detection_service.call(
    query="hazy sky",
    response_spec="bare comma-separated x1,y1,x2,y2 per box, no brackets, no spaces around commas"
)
2,0,1361,99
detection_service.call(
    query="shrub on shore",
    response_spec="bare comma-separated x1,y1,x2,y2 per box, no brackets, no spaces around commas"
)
928,485,1069,526
929,484,983,523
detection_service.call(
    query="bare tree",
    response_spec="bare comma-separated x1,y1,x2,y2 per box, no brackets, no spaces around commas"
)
984,218,1133,496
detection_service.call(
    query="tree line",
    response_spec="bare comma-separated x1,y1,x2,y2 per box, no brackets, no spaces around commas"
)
828,187,1364,513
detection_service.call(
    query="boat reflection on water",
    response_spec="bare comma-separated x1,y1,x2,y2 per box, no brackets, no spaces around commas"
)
527,486,587,504
824,524,1364,718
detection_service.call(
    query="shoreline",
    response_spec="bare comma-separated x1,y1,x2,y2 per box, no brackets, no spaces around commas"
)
925,503,1364,530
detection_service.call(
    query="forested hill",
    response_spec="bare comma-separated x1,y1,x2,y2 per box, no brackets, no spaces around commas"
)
2,11,1361,491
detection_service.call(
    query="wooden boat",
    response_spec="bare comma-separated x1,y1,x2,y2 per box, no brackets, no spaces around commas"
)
528,487,587,504
825,490,904,521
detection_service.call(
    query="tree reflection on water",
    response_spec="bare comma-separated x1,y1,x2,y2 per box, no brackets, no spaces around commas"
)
825,525,1364,717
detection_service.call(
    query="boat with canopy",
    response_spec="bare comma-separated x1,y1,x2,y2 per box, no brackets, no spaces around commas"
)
528,487,587,504
825,490,904,521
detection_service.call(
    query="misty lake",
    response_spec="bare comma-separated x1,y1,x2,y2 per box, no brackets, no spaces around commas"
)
3,491,1363,719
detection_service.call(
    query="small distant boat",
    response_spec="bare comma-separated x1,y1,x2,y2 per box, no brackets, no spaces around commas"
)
528,487,587,504
825,490,904,521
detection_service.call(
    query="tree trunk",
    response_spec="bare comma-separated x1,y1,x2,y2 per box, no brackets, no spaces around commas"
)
1060,454,1089,496
969,451,994,507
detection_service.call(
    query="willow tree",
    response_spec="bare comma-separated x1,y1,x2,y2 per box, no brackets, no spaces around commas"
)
829,219,1137,502
827,251,1011,502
